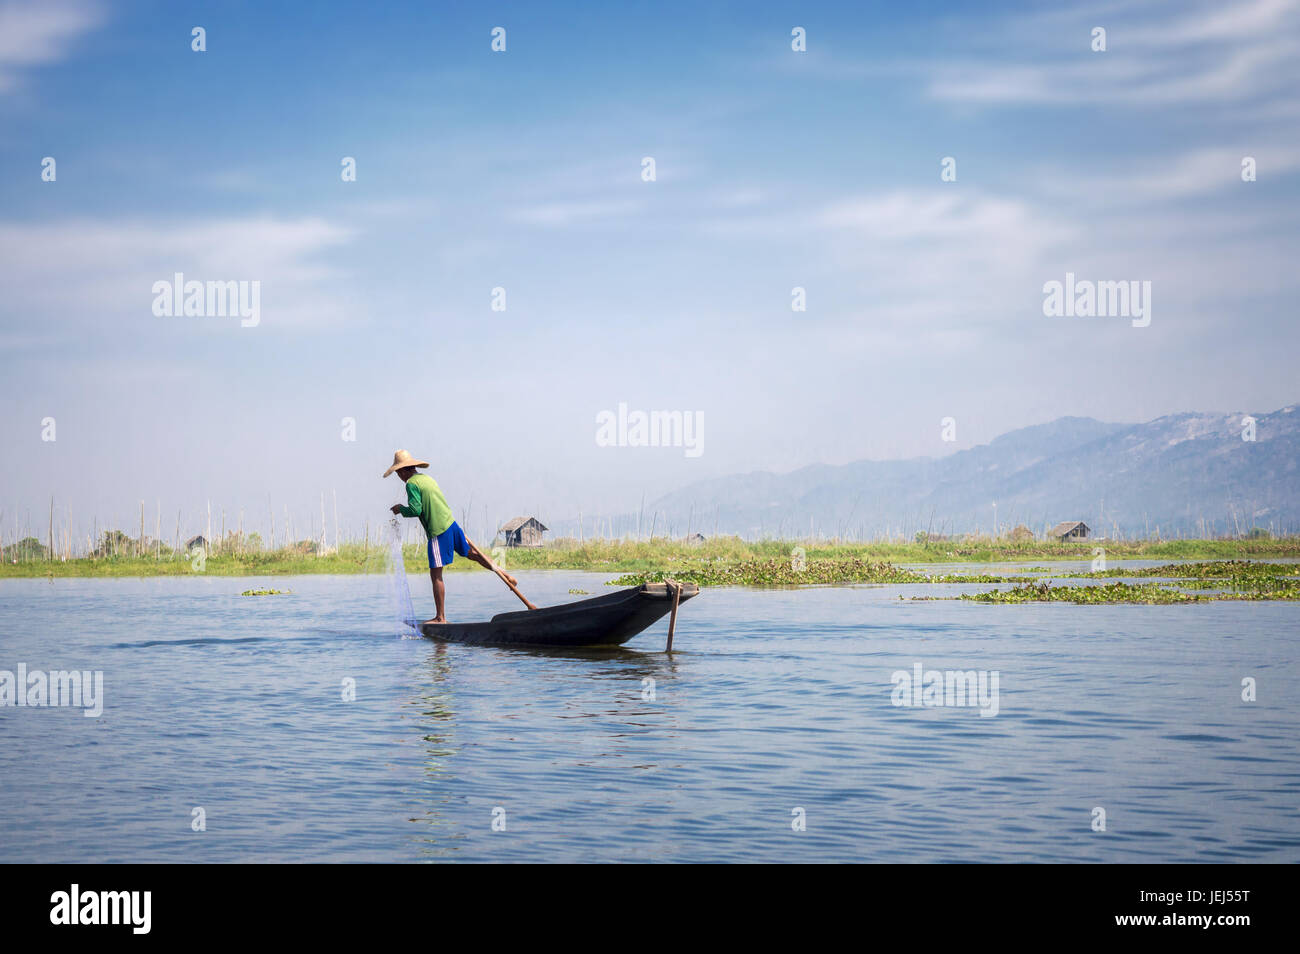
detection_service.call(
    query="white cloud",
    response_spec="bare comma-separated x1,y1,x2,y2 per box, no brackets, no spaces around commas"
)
510,198,646,227
810,191,1076,329
0,0,103,92
925,0,1300,111
816,191,1071,244
693,176,1296,347
0,217,354,335
1032,145,1300,204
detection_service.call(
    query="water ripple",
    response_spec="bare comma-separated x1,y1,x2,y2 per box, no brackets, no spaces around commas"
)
0,570,1297,862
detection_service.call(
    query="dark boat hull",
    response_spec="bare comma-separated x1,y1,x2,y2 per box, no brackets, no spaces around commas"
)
421,582,699,647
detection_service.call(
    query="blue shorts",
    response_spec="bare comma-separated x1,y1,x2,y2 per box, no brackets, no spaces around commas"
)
427,521,471,569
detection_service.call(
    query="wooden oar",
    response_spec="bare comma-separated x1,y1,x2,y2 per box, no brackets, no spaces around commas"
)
665,578,682,652
467,536,538,610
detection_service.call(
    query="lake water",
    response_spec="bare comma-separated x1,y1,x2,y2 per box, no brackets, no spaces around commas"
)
2,567,1298,862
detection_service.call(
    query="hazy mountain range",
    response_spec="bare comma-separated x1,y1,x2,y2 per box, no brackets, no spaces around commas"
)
552,403,1299,540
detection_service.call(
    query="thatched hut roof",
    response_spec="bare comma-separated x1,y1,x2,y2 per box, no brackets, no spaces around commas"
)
499,516,548,533
1048,521,1089,538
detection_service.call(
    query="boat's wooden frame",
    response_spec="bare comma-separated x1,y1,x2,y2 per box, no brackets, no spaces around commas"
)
421,582,700,647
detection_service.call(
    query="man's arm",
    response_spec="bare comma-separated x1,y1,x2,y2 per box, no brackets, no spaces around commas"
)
397,480,423,518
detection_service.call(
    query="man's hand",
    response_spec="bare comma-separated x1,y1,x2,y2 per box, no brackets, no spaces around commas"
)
390,505,403,515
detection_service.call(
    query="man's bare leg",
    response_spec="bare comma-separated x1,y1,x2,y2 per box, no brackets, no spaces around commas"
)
466,542,518,587
427,566,447,623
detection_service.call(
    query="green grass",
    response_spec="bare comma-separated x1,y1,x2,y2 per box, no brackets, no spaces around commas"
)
0,542,389,578
497,535,1300,571
3,535,1299,598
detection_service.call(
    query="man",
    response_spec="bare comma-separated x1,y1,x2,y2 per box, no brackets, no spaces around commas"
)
384,449,517,623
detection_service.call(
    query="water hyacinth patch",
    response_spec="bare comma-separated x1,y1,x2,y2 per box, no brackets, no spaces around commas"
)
958,579,1300,604
610,558,1021,587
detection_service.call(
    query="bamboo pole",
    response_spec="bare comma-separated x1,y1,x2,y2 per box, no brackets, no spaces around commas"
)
665,579,682,652
465,533,536,610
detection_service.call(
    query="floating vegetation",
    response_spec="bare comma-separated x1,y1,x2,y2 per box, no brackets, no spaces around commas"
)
1175,576,1300,591
958,577,1300,604
1066,560,1300,581
963,582,1199,604
1213,586,1300,601
610,558,1021,588
1050,560,1300,600
240,588,290,596
606,554,1300,603
567,588,589,595
7,536,1299,579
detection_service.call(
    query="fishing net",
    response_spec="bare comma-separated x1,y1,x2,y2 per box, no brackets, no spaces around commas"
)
385,517,419,637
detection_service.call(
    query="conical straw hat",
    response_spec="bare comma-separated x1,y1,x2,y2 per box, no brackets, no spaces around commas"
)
383,448,430,478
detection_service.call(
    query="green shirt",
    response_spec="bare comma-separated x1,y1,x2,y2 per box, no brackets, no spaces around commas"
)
400,473,454,539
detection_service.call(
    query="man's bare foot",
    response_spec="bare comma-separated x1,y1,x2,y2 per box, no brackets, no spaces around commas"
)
424,616,447,624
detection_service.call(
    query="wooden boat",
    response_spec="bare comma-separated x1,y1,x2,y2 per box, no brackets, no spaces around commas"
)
421,582,700,647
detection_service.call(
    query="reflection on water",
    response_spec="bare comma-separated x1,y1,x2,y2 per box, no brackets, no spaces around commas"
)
1,567,1297,862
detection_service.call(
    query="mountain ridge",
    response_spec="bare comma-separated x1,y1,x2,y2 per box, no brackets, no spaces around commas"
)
556,403,1299,539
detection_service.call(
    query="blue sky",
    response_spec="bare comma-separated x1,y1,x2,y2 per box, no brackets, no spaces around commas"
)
2,0,1298,546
